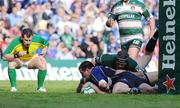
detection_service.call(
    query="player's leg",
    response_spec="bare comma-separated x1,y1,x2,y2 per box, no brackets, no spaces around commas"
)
137,30,159,68
95,54,116,69
8,59,22,92
95,50,142,72
146,71,158,85
112,82,131,94
127,39,143,61
138,83,158,93
128,47,140,61
28,56,47,92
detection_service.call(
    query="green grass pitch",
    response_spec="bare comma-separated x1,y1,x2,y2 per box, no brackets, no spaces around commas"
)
0,81,179,108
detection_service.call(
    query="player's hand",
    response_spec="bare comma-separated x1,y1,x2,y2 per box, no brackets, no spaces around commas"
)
17,51,27,57
106,19,115,27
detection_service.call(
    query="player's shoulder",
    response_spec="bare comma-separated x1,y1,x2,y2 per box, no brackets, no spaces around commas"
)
91,66,103,73
32,34,42,39
10,36,21,45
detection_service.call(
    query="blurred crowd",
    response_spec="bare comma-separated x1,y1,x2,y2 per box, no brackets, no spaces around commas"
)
0,0,159,60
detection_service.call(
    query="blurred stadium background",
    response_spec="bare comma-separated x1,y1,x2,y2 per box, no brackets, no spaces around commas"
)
1,1,180,108
0,0,159,81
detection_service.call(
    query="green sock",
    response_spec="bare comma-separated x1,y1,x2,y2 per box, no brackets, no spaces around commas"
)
8,68,16,87
37,70,47,89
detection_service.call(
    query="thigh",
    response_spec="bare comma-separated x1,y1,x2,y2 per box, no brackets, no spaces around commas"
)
137,52,153,68
112,82,130,94
128,47,140,60
146,71,158,85
27,56,46,69
128,39,142,60
8,59,22,69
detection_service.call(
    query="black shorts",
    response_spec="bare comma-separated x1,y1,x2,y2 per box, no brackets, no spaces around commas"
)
112,71,147,88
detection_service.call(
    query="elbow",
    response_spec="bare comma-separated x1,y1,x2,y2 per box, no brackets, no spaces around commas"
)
99,80,108,89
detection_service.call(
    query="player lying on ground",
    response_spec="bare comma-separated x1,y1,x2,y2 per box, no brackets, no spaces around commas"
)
3,28,49,92
95,30,159,85
78,61,158,94
77,30,159,94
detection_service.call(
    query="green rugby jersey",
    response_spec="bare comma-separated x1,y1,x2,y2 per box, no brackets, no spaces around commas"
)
4,35,49,61
109,0,152,40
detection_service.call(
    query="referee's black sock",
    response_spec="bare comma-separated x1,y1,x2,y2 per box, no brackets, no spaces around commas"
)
145,30,159,53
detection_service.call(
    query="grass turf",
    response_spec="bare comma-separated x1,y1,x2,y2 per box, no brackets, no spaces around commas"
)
0,81,179,108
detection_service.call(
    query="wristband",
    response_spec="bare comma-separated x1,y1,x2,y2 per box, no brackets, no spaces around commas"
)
14,53,19,58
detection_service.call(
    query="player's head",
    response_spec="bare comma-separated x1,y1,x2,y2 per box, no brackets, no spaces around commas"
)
21,28,33,48
79,61,94,79
115,50,129,69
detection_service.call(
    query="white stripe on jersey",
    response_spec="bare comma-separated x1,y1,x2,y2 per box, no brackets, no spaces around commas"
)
118,20,142,28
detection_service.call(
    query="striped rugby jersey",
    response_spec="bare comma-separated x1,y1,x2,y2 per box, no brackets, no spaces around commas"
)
109,0,152,40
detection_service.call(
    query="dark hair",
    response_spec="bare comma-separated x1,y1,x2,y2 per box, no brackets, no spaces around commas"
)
22,28,33,38
79,61,94,71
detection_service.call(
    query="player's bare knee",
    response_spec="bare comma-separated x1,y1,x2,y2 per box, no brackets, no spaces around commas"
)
39,64,47,70
8,62,18,69
37,57,47,70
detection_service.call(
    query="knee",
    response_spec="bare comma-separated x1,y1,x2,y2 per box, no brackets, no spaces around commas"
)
8,62,16,69
8,60,20,69
99,80,108,89
37,56,47,70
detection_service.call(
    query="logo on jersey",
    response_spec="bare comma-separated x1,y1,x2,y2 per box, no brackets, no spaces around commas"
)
131,6,135,11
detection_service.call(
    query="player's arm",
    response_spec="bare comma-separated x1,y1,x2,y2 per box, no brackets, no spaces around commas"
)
3,39,27,61
91,83,107,94
148,16,155,38
106,4,116,28
76,78,87,93
36,36,49,56
106,18,115,27
91,68,111,92
142,7,155,38
3,51,27,62
81,82,107,94
41,38,49,55
41,47,48,55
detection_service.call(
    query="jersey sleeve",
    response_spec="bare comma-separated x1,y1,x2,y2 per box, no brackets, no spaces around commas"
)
142,8,152,19
3,38,19,55
40,36,49,48
33,35,49,48
140,1,153,20
108,3,117,20
90,66,108,85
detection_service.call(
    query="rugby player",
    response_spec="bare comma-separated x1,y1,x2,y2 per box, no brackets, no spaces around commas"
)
106,0,155,61
3,28,49,92
78,61,157,94
77,30,159,94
